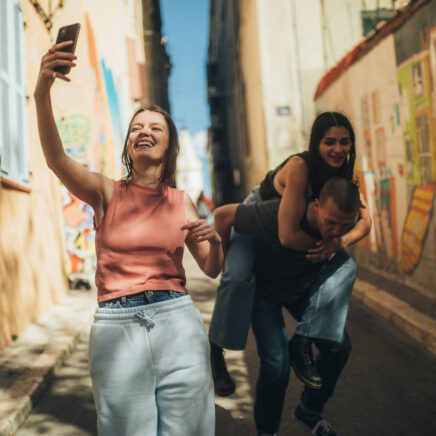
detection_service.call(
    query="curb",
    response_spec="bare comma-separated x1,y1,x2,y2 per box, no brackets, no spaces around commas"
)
0,290,96,436
353,279,436,356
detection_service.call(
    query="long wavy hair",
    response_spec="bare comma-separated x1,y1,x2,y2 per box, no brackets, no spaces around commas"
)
121,104,179,189
307,112,356,197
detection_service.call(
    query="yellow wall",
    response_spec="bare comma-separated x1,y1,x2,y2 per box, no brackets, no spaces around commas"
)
238,0,269,192
0,0,146,349
0,1,69,349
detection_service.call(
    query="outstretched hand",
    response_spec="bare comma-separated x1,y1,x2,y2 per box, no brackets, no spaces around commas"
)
34,41,77,96
182,220,222,246
306,237,342,263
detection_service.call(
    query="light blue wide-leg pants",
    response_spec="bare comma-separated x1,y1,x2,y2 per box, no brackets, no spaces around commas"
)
89,295,215,436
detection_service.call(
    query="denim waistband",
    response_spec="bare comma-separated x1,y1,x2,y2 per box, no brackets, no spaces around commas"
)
99,290,186,307
94,293,193,322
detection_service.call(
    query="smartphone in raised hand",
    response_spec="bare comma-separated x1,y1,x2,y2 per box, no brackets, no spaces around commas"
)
54,23,81,75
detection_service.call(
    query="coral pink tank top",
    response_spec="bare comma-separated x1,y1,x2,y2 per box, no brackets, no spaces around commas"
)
95,181,188,303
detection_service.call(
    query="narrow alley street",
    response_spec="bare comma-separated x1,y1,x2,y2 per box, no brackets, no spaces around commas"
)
15,252,436,435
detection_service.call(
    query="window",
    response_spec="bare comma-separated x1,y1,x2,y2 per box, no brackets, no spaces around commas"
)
0,0,29,188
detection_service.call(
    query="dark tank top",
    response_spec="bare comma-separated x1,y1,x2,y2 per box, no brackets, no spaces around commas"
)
259,151,312,200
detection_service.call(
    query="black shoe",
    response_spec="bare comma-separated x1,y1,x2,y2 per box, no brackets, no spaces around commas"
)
294,405,338,436
210,342,236,396
288,334,322,389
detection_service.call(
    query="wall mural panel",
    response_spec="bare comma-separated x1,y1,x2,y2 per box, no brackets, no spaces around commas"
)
57,15,124,277
318,1,436,292
56,114,95,275
394,2,436,275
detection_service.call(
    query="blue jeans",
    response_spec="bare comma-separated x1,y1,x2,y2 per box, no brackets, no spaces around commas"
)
252,294,352,433
99,290,186,308
208,189,259,349
209,188,357,349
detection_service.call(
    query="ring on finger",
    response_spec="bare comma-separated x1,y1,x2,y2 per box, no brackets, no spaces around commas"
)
52,71,57,79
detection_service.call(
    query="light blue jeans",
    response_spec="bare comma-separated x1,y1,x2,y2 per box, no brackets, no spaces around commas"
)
89,293,215,436
209,188,357,349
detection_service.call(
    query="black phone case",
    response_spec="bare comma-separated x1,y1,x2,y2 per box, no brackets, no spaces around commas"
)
54,23,81,75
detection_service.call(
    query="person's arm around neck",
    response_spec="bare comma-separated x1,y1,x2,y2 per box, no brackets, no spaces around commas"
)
183,192,224,278
34,43,111,214
213,203,239,255
276,157,318,250
305,185,372,262
338,191,372,248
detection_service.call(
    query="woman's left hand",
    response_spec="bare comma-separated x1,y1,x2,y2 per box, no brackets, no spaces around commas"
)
306,237,342,263
182,220,222,246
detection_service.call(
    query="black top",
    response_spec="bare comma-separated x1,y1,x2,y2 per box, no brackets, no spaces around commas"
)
234,199,325,303
258,151,316,200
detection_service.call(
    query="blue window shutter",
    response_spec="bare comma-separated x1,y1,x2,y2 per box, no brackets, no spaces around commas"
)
0,0,29,186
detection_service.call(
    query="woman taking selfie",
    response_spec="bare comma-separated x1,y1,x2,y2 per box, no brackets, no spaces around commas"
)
34,40,223,436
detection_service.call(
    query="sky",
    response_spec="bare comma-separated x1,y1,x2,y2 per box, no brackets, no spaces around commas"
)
160,0,210,137
160,0,211,195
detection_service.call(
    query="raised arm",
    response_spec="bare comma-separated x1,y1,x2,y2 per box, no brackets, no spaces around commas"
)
34,42,112,219
276,157,318,249
182,192,223,278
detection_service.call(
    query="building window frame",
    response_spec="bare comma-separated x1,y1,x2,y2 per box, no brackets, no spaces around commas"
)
0,0,30,192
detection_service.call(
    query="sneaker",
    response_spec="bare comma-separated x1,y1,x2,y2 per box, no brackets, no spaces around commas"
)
210,342,236,396
288,334,322,389
294,404,338,436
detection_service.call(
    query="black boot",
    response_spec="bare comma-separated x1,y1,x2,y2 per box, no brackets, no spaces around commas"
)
294,404,337,435
288,334,322,389
210,342,236,396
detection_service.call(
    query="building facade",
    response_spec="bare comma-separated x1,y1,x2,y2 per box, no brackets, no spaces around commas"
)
0,0,170,350
207,0,406,204
314,0,436,296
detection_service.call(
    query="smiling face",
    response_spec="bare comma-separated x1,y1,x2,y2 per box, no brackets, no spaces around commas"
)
315,197,357,240
127,110,170,165
318,126,351,169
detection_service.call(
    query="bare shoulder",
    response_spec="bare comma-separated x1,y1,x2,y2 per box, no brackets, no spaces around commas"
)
275,155,309,190
183,190,194,206
183,191,199,221
286,155,309,173
100,174,115,206
91,175,115,228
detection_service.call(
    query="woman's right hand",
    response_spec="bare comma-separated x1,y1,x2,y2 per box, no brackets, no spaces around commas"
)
34,41,77,98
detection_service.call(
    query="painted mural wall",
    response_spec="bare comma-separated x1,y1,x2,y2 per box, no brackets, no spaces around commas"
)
49,2,147,278
0,0,148,350
315,1,436,297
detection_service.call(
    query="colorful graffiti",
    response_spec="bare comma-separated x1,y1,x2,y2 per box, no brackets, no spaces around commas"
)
358,93,398,269
56,114,95,275
54,16,129,277
85,13,122,178
56,114,90,161
398,57,435,187
394,2,436,273
400,184,436,273
353,2,436,278
61,186,96,274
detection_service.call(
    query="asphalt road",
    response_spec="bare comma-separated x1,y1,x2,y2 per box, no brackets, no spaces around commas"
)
16,255,436,435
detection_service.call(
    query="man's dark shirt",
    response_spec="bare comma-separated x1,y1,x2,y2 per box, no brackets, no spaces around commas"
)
234,199,325,303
